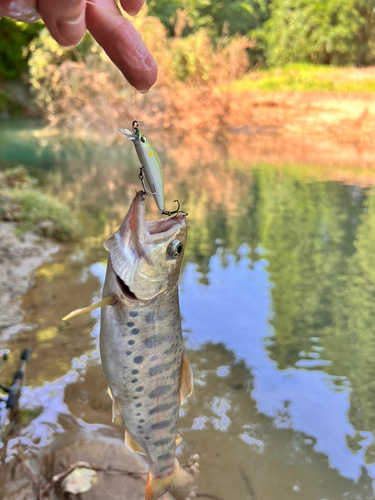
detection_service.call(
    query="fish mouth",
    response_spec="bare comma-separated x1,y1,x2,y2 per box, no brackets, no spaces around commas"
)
118,191,187,250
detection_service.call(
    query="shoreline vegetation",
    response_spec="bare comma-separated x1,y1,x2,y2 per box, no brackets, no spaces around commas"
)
0,167,79,240
0,3,374,141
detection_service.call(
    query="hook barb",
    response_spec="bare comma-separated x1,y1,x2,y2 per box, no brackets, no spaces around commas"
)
161,199,188,218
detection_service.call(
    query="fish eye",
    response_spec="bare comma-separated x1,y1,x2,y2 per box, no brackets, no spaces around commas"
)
167,240,183,259
140,136,147,144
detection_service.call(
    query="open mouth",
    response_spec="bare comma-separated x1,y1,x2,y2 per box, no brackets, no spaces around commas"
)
109,191,187,302
116,274,139,301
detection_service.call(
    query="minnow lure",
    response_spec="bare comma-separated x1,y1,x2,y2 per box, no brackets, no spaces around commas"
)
119,121,165,212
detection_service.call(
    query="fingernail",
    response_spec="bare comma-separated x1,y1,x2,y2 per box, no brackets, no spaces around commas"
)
58,8,86,46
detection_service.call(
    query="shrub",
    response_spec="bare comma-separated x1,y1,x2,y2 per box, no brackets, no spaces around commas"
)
28,8,254,133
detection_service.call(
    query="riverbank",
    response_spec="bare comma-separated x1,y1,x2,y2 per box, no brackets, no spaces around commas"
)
0,222,58,341
1,426,172,500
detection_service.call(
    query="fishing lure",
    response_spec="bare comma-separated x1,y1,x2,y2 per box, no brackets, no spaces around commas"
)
119,121,165,212
119,122,187,217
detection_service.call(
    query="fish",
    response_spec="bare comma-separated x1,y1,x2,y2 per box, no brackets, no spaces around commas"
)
100,191,195,500
119,126,165,213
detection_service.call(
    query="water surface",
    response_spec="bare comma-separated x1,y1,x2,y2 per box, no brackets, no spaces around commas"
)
1,121,375,499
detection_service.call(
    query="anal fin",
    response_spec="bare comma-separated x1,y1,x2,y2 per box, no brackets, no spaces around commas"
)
176,433,183,447
62,295,117,321
125,430,146,455
180,353,193,404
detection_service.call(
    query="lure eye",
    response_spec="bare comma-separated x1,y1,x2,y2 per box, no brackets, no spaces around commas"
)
140,136,147,144
167,240,183,259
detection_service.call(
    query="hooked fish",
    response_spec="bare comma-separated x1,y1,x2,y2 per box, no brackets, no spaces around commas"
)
101,191,194,500
62,191,195,498
119,123,165,213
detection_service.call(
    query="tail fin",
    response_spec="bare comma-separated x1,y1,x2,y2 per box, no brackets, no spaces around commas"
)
145,459,196,500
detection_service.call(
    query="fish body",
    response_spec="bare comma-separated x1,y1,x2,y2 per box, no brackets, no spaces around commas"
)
100,191,194,499
119,127,165,212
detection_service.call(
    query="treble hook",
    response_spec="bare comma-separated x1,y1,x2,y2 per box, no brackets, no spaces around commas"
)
161,199,188,218
138,165,157,195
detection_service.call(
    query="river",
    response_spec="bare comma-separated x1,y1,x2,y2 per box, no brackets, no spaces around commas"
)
0,120,375,500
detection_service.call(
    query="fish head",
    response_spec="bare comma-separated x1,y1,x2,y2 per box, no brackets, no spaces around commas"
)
105,191,187,302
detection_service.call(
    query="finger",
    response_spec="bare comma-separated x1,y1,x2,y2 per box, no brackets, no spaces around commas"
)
38,0,87,47
0,0,40,22
118,0,145,16
86,0,157,92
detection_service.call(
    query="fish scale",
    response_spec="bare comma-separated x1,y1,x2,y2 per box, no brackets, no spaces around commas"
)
101,266,183,476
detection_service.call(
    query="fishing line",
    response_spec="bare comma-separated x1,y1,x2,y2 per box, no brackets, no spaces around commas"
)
132,87,136,122
85,1,138,122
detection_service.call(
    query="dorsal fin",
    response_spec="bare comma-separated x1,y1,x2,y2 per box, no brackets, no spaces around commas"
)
180,353,193,404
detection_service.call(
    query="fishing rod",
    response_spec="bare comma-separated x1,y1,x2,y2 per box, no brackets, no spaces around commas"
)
0,348,31,437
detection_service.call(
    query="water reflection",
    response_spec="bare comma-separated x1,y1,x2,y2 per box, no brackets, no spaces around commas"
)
1,124,375,498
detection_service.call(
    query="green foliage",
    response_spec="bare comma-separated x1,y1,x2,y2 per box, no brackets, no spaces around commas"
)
171,30,214,81
0,93,23,115
11,189,80,240
0,18,42,80
148,0,269,37
0,166,36,189
230,64,375,92
0,166,80,241
260,0,375,66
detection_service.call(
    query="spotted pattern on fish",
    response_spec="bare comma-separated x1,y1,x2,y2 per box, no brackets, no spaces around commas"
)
154,438,172,447
149,403,175,415
149,385,172,398
144,334,173,348
151,420,172,430
149,363,173,377
158,464,173,474
100,258,188,478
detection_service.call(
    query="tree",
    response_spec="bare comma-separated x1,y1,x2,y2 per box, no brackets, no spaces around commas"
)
147,0,269,38
261,0,374,66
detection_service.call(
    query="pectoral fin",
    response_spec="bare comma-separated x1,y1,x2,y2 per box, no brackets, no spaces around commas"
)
107,388,122,423
180,353,193,404
62,295,117,321
176,433,183,447
125,430,146,455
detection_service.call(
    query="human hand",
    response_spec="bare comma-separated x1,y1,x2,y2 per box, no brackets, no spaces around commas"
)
0,0,157,93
